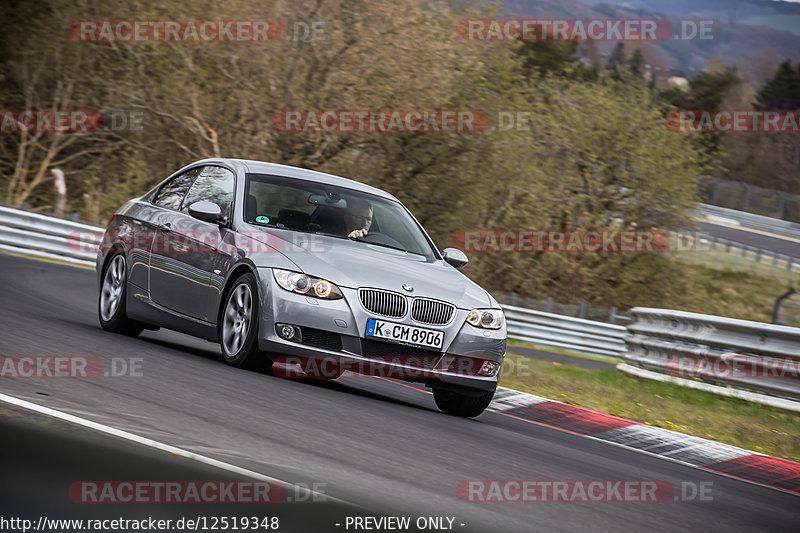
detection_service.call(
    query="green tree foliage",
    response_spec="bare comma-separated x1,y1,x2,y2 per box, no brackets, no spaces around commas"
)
722,59,800,193
755,59,800,109
514,39,600,82
627,49,645,80
456,77,700,307
515,40,579,78
660,69,739,163
661,70,738,110
606,43,626,81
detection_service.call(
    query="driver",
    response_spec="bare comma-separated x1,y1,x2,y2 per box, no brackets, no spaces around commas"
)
343,198,373,238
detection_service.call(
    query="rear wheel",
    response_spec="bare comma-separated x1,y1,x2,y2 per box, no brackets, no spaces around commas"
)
220,273,268,371
433,387,495,418
99,254,144,336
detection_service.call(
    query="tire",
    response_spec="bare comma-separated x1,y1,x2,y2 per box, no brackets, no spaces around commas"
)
220,272,268,370
98,253,144,337
433,387,495,418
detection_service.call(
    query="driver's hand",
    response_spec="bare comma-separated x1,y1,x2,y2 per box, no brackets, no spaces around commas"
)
348,228,368,238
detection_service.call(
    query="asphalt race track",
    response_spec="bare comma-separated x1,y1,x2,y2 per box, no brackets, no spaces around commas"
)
698,221,800,258
0,253,798,532
1,402,364,532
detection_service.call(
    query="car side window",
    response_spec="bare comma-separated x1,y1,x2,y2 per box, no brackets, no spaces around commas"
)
153,168,202,210
246,181,315,218
180,166,235,217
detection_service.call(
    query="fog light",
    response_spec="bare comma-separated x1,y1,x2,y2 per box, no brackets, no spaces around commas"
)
478,361,499,377
443,356,500,377
277,324,300,341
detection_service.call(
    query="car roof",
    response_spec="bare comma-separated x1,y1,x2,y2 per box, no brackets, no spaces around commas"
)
191,158,398,201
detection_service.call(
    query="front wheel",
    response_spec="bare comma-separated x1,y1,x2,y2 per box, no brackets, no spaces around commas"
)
98,254,144,336
220,273,268,371
433,387,495,418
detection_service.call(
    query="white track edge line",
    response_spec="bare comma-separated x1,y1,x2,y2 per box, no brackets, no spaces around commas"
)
0,392,345,505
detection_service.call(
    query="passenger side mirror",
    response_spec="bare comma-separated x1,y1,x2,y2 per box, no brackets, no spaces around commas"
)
188,201,223,223
442,248,468,268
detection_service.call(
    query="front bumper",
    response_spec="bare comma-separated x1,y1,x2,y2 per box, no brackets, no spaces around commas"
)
255,268,506,393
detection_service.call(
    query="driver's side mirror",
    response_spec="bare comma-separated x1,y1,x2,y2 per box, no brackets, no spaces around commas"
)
442,248,468,268
188,201,223,224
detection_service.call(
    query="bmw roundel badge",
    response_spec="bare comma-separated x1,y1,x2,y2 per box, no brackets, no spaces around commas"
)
402,284,414,292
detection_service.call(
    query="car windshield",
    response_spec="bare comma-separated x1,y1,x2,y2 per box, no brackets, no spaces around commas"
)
244,174,436,259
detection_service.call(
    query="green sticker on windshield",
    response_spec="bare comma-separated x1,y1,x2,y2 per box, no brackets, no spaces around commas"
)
255,216,270,224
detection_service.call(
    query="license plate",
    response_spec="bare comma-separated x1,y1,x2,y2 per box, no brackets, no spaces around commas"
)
365,318,444,350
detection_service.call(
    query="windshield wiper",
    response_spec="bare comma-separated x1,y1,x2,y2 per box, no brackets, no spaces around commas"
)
314,231,423,256
314,231,346,239
349,236,414,254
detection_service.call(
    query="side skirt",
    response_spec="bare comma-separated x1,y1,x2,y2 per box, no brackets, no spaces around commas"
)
127,287,218,342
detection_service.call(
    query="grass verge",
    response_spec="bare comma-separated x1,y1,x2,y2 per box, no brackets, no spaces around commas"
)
506,338,616,363
499,352,800,462
669,263,794,323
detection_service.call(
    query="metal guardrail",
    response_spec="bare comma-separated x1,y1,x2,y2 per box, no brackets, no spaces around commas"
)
702,234,799,266
0,206,102,266
699,204,800,240
672,230,800,283
622,307,800,401
502,304,628,360
0,206,631,360
494,291,630,324
699,176,800,225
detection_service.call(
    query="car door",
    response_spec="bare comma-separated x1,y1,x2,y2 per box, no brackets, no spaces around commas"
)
148,165,234,321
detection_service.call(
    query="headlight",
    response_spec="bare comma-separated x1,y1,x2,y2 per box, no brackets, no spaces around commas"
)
273,269,343,300
466,308,504,329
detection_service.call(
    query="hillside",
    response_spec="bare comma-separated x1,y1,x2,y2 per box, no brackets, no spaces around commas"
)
497,0,800,72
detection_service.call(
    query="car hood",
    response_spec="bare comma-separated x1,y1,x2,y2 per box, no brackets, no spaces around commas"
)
248,230,491,309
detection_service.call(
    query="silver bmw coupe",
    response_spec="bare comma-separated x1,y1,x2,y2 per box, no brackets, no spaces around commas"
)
97,159,506,417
